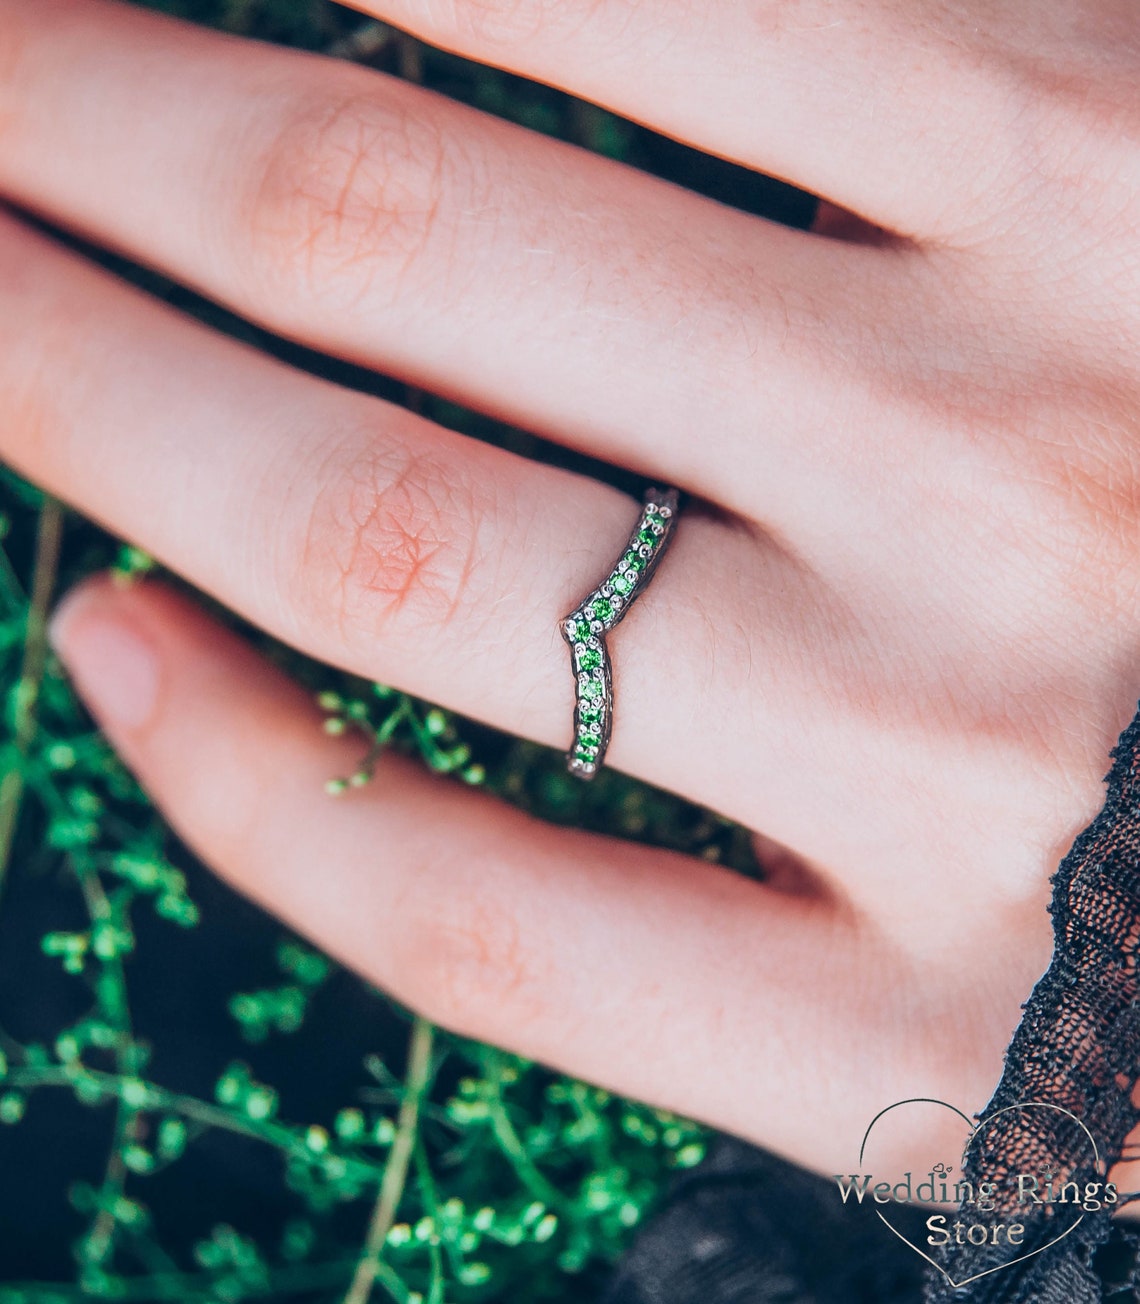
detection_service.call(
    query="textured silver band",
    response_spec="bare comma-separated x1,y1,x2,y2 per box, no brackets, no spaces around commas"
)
560,486,681,780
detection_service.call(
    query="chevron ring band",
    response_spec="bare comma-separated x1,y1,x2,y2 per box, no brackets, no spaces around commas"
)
560,487,681,780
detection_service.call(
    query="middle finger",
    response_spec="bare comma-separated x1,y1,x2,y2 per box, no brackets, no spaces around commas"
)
0,0,903,528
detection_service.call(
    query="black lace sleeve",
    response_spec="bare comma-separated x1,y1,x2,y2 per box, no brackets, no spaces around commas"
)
599,705,1140,1304
921,703,1140,1302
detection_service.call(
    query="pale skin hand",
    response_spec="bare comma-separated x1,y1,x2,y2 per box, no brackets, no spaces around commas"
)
3,0,1140,1186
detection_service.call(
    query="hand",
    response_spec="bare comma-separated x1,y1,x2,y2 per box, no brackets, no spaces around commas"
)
3,0,1140,1181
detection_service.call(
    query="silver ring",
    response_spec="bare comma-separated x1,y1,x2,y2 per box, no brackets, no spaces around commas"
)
560,487,681,780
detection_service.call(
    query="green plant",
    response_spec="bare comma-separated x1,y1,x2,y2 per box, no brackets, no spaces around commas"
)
0,3,774,1299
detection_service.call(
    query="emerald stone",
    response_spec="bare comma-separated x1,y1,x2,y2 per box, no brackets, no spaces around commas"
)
579,706,602,724
582,680,602,700
572,618,591,642
638,528,658,547
612,574,632,595
577,648,601,671
578,732,601,750
624,555,643,574
589,597,614,621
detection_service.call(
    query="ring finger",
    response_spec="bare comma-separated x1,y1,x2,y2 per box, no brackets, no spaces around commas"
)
4,210,1064,919
0,209,807,827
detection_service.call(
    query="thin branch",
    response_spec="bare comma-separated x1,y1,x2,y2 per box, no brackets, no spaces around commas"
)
0,496,65,898
343,1016,436,1304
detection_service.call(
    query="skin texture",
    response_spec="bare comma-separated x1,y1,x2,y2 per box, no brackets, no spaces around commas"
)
3,0,1140,1188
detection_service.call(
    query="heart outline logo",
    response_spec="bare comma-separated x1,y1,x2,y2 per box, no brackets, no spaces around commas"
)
857,1097,1100,1289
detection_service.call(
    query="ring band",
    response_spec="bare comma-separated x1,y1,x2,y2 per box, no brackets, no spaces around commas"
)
560,486,681,779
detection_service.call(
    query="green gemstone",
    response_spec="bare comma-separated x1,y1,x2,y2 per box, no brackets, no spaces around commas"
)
577,732,601,751
612,574,632,595
572,618,591,642
638,528,658,547
582,679,602,700
624,555,643,574
579,706,602,725
577,648,601,671
589,597,614,621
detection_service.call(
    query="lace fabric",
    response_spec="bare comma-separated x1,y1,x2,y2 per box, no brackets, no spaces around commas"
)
922,702,1140,1302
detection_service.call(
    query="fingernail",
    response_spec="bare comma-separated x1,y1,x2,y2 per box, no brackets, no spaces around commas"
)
48,580,160,731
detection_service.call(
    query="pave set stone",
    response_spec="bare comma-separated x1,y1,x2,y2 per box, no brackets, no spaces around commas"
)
561,619,611,774
561,492,677,778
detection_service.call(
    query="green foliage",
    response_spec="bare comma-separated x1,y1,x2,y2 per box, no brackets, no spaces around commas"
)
0,463,742,1302
0,2,767,1299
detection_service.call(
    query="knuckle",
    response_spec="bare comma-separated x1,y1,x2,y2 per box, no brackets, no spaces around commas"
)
244,85,446,307
954,381,1140,630
293,429,486,648
982,46,1140,248
1032,412,1140,612
396,861,550,1037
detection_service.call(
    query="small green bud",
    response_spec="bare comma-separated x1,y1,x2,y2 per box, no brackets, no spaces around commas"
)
245,1088,276,1121
334,1109,365,1141
0,1092,25,1124
73,1075,106,1107
157,1118,187,1160
55,1035,80,1062
113,1196,146,1227
534,1213,559,1242
215,1072,243,1107
122,1145,154,1174
120,1078,152,1109
46,743,77,770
